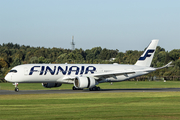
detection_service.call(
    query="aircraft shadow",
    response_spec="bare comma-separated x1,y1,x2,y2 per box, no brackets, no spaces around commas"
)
99,88,180,91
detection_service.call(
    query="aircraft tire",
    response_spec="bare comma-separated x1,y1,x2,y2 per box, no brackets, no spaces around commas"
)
72,86,77,90
89,86,100,91
15,88,19,92
97,87,100,91
72,86,83,90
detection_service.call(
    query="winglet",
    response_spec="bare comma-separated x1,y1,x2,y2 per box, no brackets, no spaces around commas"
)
135,39,159,67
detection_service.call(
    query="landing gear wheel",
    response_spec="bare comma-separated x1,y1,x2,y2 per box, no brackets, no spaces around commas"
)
15,88,19,92
14,83,19,92
92,87,96,91
89,86,100,91
97,87,100,91
72,86,76,90
72,86,83,90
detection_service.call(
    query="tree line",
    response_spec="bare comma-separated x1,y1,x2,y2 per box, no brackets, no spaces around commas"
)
0,42,180,82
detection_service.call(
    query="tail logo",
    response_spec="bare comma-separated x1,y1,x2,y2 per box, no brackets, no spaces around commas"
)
139,49,155,60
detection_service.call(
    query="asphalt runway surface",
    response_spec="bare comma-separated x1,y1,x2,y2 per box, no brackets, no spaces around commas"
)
1,88,180,95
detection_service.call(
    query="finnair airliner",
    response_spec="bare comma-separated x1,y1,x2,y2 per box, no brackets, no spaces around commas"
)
5,40,172,92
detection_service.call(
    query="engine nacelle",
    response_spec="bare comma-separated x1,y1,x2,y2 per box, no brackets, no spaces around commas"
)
42,83,62,88
74,76,98,89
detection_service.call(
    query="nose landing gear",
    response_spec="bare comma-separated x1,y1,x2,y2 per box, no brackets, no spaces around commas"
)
13,83,19,92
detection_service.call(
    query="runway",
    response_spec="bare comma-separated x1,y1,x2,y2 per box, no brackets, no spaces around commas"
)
1,88,180,95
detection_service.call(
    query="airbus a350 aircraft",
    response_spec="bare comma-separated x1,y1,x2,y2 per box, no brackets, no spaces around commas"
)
5,39,172,92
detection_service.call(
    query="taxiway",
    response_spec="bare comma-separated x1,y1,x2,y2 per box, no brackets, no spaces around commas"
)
1,88,180,95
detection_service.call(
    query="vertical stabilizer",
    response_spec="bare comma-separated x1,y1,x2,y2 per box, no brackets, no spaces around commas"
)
135,39,159,67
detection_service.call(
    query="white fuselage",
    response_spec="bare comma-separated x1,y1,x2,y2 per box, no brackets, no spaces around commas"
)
5,63,155,83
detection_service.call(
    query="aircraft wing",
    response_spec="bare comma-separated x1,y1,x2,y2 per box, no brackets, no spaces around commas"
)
63,76,76,80
92,71,135,79
62,71,135,80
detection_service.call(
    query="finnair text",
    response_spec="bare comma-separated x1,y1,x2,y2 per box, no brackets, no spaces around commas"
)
29,66,96,75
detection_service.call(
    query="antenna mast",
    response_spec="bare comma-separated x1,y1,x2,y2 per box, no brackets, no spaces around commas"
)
71,36,75,50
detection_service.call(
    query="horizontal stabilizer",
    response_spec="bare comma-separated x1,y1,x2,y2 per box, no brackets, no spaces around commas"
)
156,61,173,70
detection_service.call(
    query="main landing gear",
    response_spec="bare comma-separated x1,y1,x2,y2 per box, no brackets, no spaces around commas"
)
72,86,83,90
89,86,100,91
72,86,101,91
14,83,19,92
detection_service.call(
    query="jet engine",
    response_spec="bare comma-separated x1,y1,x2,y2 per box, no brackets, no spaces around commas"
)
42,83,62,88
74,76,97,89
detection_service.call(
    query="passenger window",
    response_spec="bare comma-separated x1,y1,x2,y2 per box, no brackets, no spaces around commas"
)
9,70,17,73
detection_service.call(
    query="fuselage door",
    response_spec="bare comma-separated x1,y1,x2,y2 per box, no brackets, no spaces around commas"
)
24,67,29,75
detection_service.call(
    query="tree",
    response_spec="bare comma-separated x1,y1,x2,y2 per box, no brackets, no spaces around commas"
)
86,53,96,60
30,57,39,63
11,57,21,68
56,53,68,63
99,48,108,60
169,49,180,61
0,58,8,68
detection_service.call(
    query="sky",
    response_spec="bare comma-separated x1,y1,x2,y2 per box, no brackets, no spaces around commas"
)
0,0,180,52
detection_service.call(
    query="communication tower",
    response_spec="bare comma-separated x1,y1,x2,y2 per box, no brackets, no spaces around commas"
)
71,36,75,50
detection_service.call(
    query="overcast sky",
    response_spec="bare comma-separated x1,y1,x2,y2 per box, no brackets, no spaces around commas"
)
0,0,180,52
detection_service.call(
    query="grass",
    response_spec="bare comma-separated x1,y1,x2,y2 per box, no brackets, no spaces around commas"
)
0,81,180,90
0,92,180,120
1,81,180,120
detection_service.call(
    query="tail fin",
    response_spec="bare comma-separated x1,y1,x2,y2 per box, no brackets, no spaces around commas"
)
135,39,159,67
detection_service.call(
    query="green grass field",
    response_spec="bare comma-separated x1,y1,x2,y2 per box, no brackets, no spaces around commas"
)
1,81,180,120
0,92,180,120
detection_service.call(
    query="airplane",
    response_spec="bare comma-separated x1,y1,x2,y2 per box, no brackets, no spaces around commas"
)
4,39,172,92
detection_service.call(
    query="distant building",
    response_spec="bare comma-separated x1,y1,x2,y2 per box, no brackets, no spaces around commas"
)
109,58,116,62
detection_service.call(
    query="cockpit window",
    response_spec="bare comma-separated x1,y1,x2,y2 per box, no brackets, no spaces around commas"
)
9,70,17,73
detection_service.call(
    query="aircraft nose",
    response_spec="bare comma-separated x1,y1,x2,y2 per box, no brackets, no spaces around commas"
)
4,74,11,82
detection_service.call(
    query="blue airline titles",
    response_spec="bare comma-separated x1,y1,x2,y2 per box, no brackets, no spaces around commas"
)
29,66,96,75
